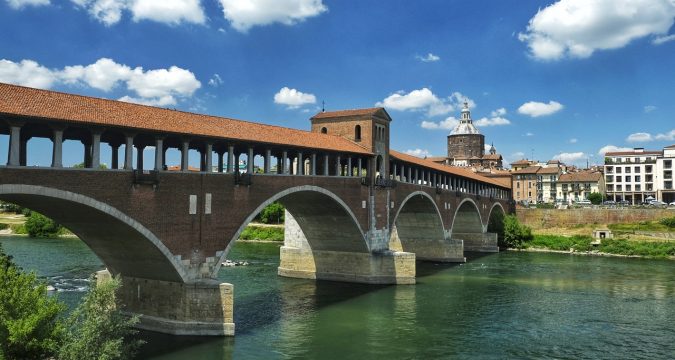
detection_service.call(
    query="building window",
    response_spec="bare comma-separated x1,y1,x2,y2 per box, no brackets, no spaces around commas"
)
607,185,614,191
635,166,641,173
528,191,532,197
635,175,641,182
616,176,621,182
635,184,641,191
665,160,672,169
665,170,672,180
646,165,652,173
354,125,361,141
517,182,520,188
321,127,327,134
647,184,653,191
626,167,631,173
625,176,630,182
617,185,622,191
665,181,673,190
528,182,532,188
606,176,613,183
626,185,632,191
646,174,653,182
616,167,622,173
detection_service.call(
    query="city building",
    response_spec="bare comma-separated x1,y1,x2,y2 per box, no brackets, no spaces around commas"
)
656,144,674,203
557,171,605,203
603,147,661,204
537,166,562,203
510,159,535,171
511,166,540,204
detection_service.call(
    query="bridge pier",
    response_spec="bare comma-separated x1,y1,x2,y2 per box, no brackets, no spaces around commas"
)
389,229,466,263
454,232,499,252
96,270,235,336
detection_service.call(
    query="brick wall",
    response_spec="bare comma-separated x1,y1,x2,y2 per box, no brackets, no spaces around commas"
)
516,208,674,228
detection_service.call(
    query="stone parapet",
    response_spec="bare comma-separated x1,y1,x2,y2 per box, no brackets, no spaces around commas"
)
278,246,416,284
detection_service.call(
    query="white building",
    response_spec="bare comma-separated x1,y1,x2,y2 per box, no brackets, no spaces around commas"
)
603,147,664,204
656,145,674,203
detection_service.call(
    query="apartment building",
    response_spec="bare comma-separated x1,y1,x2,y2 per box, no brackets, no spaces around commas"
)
512,166,539,203
656,145,674,203
604,147,661,204
557,171,605,203
537,166,562,203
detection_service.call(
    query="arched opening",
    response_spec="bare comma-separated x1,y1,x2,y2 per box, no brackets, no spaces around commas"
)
487,204,506,248
321,127,327,134
451,200,483,235
376,155,383,178
390,192,447,261
354,125,361,141
213,186,368,279
0,185,186,282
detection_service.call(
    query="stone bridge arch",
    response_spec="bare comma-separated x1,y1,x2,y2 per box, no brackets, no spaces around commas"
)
451,198,499,253
0,184,187,282
389,191,460,262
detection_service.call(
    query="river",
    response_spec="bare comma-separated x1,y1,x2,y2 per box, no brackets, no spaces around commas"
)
1,236,674,359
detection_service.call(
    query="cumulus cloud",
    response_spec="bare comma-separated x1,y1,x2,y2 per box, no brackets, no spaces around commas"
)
474,108,511,127
219,0,327,32
0,57,201,106
421,117,459,130
518,0,675,61
69,0,205,26
598,145,632,155
626,132,653,143
517,100,563,117
644,105,657,113
655,129,675,141
377,88,472,117
524,132,534,137
405,149,431,158
6,0,50,9
416,53,440,62
273,87,316,108
653,34,675,45
554,151,586,164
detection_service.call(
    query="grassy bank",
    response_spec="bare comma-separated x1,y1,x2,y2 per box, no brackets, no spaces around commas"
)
239,224,284,241
525,234,675,259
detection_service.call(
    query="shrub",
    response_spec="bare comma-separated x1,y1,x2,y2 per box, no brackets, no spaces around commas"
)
588,192,603,205
24,212,63,238
259,202,285,224
240,226,284,241
0,244,65,359
659,217,675,228
0,224,7,231
501,214,533,248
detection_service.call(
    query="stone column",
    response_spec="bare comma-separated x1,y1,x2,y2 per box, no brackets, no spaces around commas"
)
297,151,303,175
204,143,213,173
124,135,134,170
7,124,22,166
282,150,288,174
311,153,317,176
154,137,164,171
247,147,254,174
415,168,419,184
91,131,102,169
51,128,64,168
110,143,120,170
324,154,329,175
264,149,271,173
227,145,234,173
181,140,189,172
407,167,412,184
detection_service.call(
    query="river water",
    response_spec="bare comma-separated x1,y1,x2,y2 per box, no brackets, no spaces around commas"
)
1,236,674,359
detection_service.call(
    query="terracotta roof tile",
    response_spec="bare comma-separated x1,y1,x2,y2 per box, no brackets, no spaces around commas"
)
510,159,531,165
511,166,541,174
558,171,602,182
0,83,372,155
604,150,662,156
389,150,509,188
537,167,562,174
311,107,387,119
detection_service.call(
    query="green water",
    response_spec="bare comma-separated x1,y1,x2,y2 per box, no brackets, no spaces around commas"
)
1,236,674,359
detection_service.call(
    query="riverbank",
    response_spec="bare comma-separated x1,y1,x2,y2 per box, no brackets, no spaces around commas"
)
508,246,675,260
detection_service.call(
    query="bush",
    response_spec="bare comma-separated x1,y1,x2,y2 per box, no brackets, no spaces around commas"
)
659,217,675,228
24,212,63,238
501,214,533,249
58,276,143,360
240,225,284,241
0,244,65,359
588,192,603,205
0,224,7,231
258,202,285,224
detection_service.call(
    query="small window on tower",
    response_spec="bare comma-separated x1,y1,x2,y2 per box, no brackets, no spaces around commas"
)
321,127,327,134
355,125,361,141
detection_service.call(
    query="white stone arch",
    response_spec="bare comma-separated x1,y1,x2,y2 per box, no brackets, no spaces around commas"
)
392,191,445,229
211,185,367,277
0,184,188,282
450,197,484,237
390,190,446,254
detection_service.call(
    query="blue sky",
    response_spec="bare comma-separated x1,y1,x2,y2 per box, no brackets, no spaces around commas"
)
1,0,674,168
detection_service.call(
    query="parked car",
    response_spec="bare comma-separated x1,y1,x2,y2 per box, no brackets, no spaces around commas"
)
603,200,616,205
649,200,667,207
575,199,592,205
669,201,675,207
617,200,630,206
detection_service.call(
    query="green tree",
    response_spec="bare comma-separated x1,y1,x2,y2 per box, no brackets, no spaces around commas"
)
487,210,505,246
24,212,63,238
58,276,143,360
260,202,285,224
502,214,533,249
588,192,603,205
0,244,65,360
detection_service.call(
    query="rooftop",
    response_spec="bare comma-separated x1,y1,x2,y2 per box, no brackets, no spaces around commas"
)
311,107,388,120
511,166,541,174
0,82,371,155
558,171,602,182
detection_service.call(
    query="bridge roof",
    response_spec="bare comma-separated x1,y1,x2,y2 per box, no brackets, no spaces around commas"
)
389,150,509,189
0,83,372,155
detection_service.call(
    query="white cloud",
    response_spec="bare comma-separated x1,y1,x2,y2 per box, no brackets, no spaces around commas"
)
70,0,205,26
208,74,224,87
484,144,492,152
405,149,431,158
219,0,327,33
569,138,578,143
0,57,201,106
519,0,675,61
554,151,585,164
644,105,657,113
421,117,459,130
491,108,506,117
475,116,510,127
377,88,472,117
274,87,316,108
517,100,563,117
416,53,440,62
0,59,59,88
653,34,675,45
655,129,675,141
524,132,534,137
598,145,632,155
626,132,653,143
6,0,50,9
